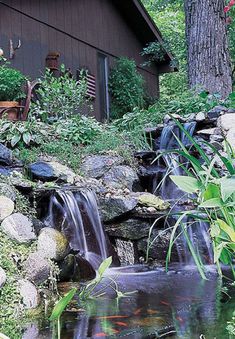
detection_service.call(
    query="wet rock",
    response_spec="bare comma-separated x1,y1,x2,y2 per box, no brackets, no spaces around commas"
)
58,254,76,281
0,183,16,201
72,255,96,281
37,228,69,261
208,105,227,119
0,267,6,288
32,218,46,236
18,279,40,309
99,194,138,222
218,114,235,131
102,165,139,190
105,219,151,240
1,213,36,243
138,193,170,210
115,239,138,265
23,251,51,285
0,196,14,221
81,155,124,179
137,229,178,261
0,143,12,166
195,112,206,122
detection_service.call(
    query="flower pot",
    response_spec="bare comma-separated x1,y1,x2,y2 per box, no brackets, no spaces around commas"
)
0,101,19,121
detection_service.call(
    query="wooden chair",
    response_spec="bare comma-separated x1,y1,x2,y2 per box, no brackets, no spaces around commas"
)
0,80,39,121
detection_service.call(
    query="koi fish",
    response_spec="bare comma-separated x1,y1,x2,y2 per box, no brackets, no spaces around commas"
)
134,308,142,315
176,316,184,323
114,321,128,327
160,300,170,306
94,333,107,337
147,309,159,315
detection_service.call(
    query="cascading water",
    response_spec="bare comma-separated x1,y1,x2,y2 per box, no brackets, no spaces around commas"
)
45,189,108,270
155,122,213,265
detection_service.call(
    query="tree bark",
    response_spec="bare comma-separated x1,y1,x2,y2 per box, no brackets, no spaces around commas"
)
184,0,232,98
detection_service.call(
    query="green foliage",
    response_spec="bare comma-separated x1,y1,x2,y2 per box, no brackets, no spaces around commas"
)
0,57,26,101
109,57,145,119
160,119,235,277
32,66,88,121
0,118,52,148
141,41,169,66
55,115,103,145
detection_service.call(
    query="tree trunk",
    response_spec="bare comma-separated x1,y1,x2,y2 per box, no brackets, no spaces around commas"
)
184,0,232,98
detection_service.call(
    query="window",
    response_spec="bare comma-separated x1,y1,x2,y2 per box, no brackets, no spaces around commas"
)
98,53,110,121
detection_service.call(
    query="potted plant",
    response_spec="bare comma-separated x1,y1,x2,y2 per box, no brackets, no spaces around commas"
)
0,57,26,120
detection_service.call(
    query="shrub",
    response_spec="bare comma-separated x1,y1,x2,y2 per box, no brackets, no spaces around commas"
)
0,118,52,148
32,65,88,121
55,115,103,145
0,57,26,101
109,57,145,119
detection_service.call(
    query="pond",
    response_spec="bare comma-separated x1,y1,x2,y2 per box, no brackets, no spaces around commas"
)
27,265,234,339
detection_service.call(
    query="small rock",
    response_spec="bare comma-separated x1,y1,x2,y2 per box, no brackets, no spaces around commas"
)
0,143,13,166
195,112,206,122
146,207,157,214
18,279,40,309
37,228,69,261
210,134,224,142
81,155,124,179
0,267,6,288
0,196,14,221
23,251,51,285
102,165,139,190
1,213,36,243
197,128,217,136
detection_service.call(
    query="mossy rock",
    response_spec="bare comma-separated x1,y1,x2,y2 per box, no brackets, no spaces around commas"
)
37,228,69,261
138,193,170,211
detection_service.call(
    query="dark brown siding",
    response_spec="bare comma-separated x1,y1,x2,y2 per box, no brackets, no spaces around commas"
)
0,0,160,120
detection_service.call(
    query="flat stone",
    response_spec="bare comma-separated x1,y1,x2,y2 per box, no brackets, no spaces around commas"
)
37,227,69,261
102,165,139,190
138,193,170,210
1,213,36,243
197,128,217,135
218,114,235,131
0,267,6,288
99,194,138,222
18,279,40,309
23,251,51,285
28,161,75,183
105,219,151,240
81,155,124,179
0,196,14,221
0,143,13,166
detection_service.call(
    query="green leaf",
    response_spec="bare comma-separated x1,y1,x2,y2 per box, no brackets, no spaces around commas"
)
210,223,220,238
216,219,235,242
98,256,112,277
170,175,201,194
203,183,220,201
199,198,222,208
220,176,235,202
22,132,31,145
11,134,21,147
49,288,77,321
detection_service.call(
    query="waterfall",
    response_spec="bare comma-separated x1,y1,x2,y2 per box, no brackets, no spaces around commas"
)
46,189,108,270
156,122,213,266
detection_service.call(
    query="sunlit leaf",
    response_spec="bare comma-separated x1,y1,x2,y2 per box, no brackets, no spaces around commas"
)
220,176,235,202
170,175,201,194
216,219,235,242
98,256,112,277
199,198,222,208
49,288,77,321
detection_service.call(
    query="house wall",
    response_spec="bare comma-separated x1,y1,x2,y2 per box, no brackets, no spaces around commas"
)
0,0,160,120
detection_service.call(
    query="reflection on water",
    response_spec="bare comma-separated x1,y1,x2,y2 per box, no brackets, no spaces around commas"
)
28,266,235,339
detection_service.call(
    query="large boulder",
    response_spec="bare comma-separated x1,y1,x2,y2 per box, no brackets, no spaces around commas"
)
0,267,6,288
0,143,13,166
99,194,138,222
0,196,14,221
1,213,36,243
23,251,51,285
81,155,124,179
28,161,75,183
37,228,69,261
18,279,40,309
102,165,139,190
218,114,235,131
